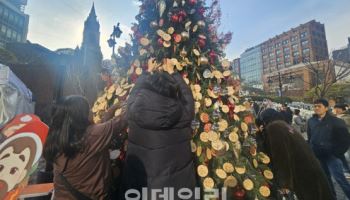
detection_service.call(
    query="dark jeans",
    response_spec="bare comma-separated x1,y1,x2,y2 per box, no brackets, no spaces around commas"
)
318,155,350,199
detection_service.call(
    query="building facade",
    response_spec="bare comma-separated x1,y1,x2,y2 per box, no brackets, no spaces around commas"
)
332,37,350,63
262,20,329,96
239,46,263,89
233,58,241,78
0,0,28,46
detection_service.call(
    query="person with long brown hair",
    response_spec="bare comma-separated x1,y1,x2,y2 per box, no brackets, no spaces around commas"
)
43,95,127,200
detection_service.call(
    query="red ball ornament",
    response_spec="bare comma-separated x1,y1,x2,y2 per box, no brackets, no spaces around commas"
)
209,50,217,64
233,188,246,200
171,14,179,23
198,39,206,48
159,19,164,27
158,38,164,46
179,10,187,17
188,0,197,5
178,15,184,23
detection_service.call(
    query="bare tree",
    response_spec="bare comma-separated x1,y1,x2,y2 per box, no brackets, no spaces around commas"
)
303,58,350,99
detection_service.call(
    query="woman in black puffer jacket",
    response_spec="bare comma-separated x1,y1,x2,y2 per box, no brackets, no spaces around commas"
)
123,70,195,199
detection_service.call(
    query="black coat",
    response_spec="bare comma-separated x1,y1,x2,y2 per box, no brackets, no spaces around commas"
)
265,121,334,200
123,73,196,196
307,112,350,157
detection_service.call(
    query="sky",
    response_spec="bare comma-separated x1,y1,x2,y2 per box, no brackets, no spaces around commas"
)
26,0,350,60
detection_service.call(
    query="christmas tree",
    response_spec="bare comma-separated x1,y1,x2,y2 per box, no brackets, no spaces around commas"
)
92,0,273,199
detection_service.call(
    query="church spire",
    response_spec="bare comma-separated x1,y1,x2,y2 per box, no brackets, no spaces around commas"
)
88,2,96,18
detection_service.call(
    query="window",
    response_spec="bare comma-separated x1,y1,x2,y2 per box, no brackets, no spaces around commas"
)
6,29,11,38
284,47,290,53
292,44,298,51
300,31,308,38
277,64,284,68
17,34,21,42
12,31,17,39
293,51,300,56
14,15,18,25
301,40,309,47
4,9,8,19
1,25,6,34
9,13,14,22
302,48,310,54
291,36,298,42
275,42,282,48
284,54,290,59
276,49,282,55
269,53,275,57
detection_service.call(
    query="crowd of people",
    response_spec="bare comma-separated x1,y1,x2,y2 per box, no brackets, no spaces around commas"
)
252,99,350,200
4,61,350,199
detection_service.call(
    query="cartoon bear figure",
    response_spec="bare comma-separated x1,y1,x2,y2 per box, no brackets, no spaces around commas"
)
0,114,48,200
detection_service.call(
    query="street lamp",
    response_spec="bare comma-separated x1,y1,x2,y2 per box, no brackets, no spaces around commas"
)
107,22,123,57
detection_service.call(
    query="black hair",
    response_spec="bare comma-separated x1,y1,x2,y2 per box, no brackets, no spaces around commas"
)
256,108,287,127
143,71,181,99
294,109,300,115
334,104,347,111
313,98,329,107
43,95,91,163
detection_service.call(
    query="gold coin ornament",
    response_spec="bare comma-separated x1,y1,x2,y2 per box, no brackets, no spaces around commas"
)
197,165,209,177
259,186,271,197
203,177,214,189
205,98,212,107
253,159,258,168
135,67,143,75
221,105,229,113
221,59,230,69
241,122,248,132
224,176,238,187
259,153,271,164
193,49,200,56
208,131,219,142
235,166,246,175
107,85,116,94
223,70,231,77
223,163,234,173
167,27,175,34
243,179,254,191
206,148,212,160
196,146,202,157
216,169,227,179
263,170,274,180
218,119,228,132
107,93,113,100
191,140,197,152
140,37,150,46
200,132,209,142
229,132,239,143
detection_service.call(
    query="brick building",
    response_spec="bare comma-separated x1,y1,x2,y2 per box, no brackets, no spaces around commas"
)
261,20,329,96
